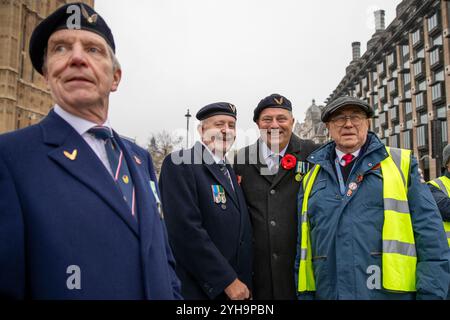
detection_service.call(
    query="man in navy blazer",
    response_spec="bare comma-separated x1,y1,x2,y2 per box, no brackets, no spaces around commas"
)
159,103,252,300
0,3,181,299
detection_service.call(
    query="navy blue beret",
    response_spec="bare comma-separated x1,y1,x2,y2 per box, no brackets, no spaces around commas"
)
196,102,237,121
253,94,292,122
29,2,115,75
321,96,374,122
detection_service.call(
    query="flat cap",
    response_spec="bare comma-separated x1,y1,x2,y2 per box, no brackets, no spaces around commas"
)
253,94,292,122
321,96,374,122
29,2,115,75
196,102,237,121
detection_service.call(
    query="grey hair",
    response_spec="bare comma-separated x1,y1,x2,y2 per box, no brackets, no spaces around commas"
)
41,43,121,74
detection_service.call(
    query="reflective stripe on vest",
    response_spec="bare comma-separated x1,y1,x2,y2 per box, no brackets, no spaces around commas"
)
297,147,416,293
427,176,450,246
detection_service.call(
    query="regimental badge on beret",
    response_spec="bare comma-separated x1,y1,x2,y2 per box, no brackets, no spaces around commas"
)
81,4,98,25
229,104,236,114
274,97,284,106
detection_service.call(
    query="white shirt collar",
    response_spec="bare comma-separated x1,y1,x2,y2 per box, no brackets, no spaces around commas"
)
335,148,361,162
200,141,226,164
259,139,288,161
54,105,112,136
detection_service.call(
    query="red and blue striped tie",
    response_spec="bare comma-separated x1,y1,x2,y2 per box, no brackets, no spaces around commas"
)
88,126,137,219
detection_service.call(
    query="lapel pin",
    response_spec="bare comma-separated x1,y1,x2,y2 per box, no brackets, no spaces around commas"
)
122,175,130,184
134,156,142,165
64,149,78,161
349,182,358,191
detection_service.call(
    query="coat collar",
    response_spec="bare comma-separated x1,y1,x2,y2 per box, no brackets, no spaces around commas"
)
307,131,388,176
40,110,140,237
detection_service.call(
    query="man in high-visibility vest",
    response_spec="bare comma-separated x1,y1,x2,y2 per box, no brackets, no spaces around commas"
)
428,144,450,247
294,96,450,300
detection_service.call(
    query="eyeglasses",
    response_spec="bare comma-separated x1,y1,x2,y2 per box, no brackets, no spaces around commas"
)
330,114,366,127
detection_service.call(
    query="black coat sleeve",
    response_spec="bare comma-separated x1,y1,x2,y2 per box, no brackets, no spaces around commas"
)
159,155,237,299
428,184,450,221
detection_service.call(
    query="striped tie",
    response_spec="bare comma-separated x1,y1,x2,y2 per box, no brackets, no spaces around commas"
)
88,126,137,218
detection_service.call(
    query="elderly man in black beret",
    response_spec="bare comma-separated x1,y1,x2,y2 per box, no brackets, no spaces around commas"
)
159,103,253,300
234,93,319,300
0,3,181,299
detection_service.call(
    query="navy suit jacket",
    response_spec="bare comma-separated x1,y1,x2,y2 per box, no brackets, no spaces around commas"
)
159,142,252,299
0,110,181,299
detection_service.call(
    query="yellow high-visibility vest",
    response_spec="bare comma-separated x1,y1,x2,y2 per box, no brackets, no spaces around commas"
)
427,176,450,247
298,147,416,293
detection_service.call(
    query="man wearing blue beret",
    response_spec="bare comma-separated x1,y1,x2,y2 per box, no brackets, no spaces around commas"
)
0,2,181,299
159,103,253,300
234,93,320,299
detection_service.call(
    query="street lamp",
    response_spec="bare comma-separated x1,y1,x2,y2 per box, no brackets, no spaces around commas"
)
185,109,191,149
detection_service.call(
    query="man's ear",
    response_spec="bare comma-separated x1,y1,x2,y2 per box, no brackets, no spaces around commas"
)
111,68,122,92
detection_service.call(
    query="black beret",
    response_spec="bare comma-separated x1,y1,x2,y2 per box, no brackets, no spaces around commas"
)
321,96,374,122
29,2,115,75
196,102,237,121
253,94,292,122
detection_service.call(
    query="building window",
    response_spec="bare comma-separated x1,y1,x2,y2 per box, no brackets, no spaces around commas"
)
442,121,448,144
378,61,386,76
404,102,413,115
437,105,447,119
413,61,424,78
431,83,444,102
402,130,412,150
415,92,426,110
402,45,410,69
403,72,411,85
415,47,425,60
431,34,443,47
412,29,422,47
379,111,386,126
419,112,428,125
417,125,428,149
430,47,442,68
387,52,396,68
417,80,426,92
390,106,399,122
428,12,439,33
406,119,413,130
434,69,445,82
392,96,400,106
390,135,399,148
384,129,390,138
388,79,397,95
379,86,387,102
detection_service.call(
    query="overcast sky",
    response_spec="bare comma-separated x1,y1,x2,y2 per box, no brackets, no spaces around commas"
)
95,0,399,149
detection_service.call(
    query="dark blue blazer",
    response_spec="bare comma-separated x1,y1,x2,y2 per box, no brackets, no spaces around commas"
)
159,142,252,300
0,110,181,300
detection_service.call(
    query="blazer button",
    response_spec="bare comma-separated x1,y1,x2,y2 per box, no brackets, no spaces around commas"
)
270,220,276,227
270,189,276,195
272,253,278,260
221,204,227,210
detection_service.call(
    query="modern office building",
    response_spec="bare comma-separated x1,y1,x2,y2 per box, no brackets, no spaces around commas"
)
328,0,450,180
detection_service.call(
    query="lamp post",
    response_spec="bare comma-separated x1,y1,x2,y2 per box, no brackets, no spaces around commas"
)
185,109,191,149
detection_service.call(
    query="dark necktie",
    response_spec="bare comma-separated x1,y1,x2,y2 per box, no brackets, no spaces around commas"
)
219,161,234,191
342,153,354,167
88,126,137,218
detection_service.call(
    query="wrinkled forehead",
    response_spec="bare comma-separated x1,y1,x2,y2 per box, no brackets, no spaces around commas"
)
48,29,109,48
204,114,236,124
259,107,292,118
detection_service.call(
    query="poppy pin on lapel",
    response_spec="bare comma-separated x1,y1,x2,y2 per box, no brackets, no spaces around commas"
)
64,149,78,161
